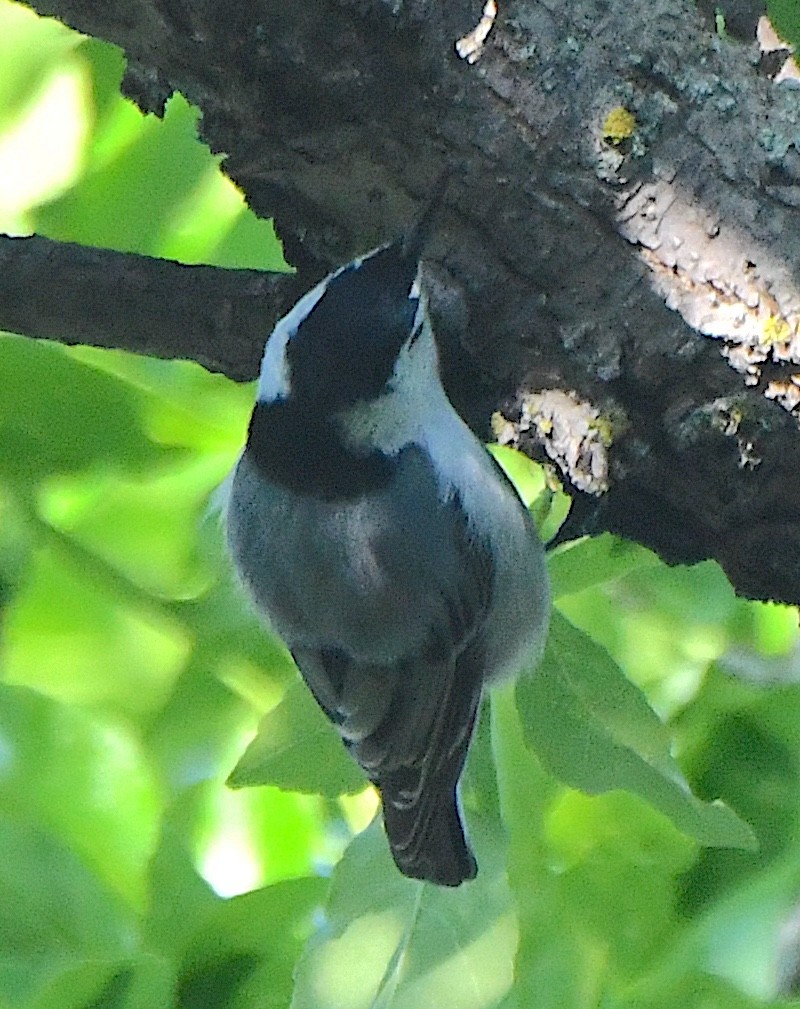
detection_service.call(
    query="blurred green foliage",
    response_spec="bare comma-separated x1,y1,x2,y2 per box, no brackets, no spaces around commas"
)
2,1,800,1007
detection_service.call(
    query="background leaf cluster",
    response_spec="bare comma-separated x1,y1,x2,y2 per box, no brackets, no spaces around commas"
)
2,2,800,1007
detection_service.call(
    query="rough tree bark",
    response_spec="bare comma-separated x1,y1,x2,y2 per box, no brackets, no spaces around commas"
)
2,0,800,604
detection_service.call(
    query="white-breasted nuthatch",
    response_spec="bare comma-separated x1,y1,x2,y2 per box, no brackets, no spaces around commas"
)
226,215,550,886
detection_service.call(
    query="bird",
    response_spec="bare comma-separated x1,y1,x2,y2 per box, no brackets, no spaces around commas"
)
225,208,550,885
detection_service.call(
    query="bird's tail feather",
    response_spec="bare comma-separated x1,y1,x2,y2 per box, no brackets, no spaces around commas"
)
381,779,477,887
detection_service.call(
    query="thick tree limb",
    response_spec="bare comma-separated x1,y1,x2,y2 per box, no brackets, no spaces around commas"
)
0,235,297,380
7,0,800,604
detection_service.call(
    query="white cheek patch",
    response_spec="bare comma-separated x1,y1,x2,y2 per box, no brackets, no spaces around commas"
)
339,321,447,455
257,279,329,403
256,246,388,405
257,327,292,403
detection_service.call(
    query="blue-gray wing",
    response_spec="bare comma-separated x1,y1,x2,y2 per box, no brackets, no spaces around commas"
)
291,476,493,886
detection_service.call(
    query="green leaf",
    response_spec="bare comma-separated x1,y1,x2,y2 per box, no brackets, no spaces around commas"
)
227,679,366,796
517,610,756,850
136,825,324,1009
0,816,134,1009
0,334,169,481
490,686,591,1009
548,532,660,599
670,855,800,1003
487,445,546,507
487,445,571,542
0,685,162,908
2,543,189,715
142,827,220,960
291,818,515,1009
186,877,326,1009
767,0,800,53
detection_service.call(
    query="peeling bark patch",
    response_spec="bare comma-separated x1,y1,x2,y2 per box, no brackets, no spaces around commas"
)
679,398,763,470
493,389,610,494
765,376,800,415
617,181,800,415
456,0,498,64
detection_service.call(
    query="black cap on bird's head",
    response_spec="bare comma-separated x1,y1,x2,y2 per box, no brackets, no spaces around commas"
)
282,174,451,411
285,241,422,410
248,178,451,497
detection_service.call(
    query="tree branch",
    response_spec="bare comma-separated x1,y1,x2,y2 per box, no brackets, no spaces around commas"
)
8,0,800,604
0,235,297,380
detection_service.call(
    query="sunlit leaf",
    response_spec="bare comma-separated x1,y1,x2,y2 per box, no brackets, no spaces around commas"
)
490,685,591,1009
33,71,284,271
291,818,515,1009
228,679,366,797
0,334,170,480
0,684,162,907
517,611,756,850
548,532,660,599
2,540,190,713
